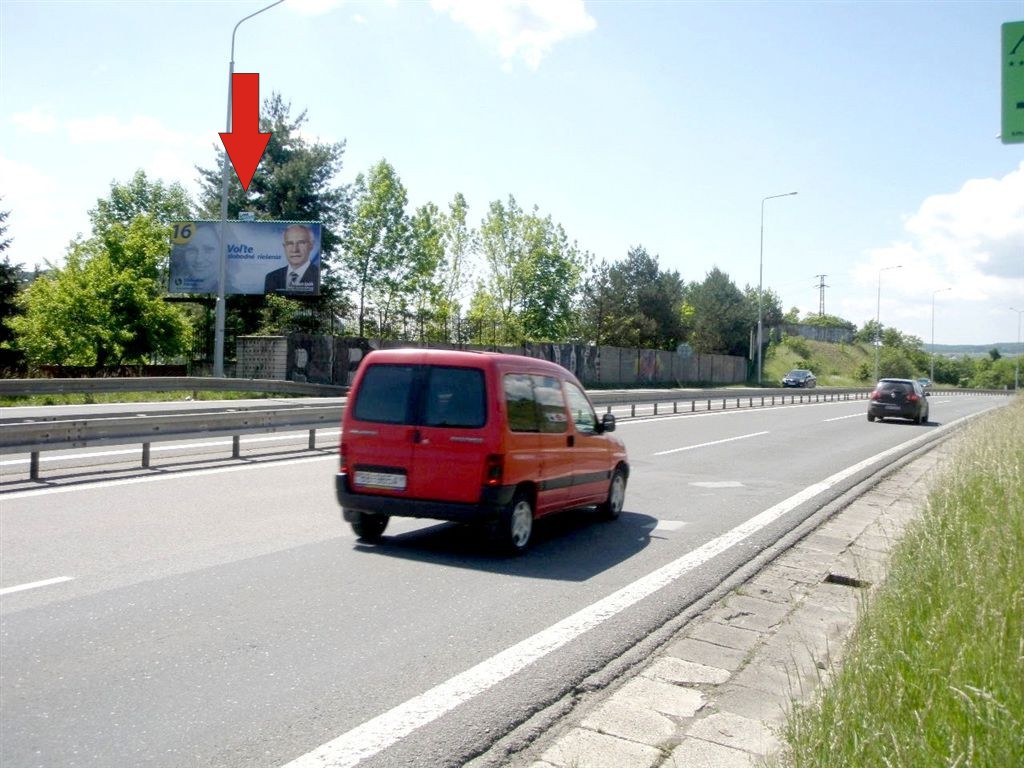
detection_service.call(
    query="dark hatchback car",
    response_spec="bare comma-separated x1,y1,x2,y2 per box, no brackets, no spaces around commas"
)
867,378,930,424
782,369,816,388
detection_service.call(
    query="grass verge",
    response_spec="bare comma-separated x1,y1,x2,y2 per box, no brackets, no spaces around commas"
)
780,396,1024,766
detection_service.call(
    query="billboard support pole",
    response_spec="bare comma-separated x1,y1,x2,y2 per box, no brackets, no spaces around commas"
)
214,0,283,378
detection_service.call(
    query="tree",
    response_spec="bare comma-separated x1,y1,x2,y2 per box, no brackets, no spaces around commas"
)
601,246,684,349
478,196,529,342
434,193,476,342
0,200,25,371
578,258,612,346
406,202,446,341
340,160,413,337
9,216,189,369
518,214,585,341
8,176,191,369
90,170,192,240
685,267,748,356
196,94,350,336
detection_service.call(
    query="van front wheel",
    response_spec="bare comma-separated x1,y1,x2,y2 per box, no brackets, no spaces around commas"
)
496,493,534,554
350,511,389,542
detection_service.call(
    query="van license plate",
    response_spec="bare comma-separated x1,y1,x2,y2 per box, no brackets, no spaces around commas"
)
355,470,407,490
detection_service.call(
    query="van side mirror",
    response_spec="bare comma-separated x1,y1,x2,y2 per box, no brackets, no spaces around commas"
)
599,413,616,433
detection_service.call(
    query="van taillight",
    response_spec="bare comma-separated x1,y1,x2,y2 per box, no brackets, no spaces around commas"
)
484,454,504,486
907,394,919,402
340,440,348,474
870,391,880,400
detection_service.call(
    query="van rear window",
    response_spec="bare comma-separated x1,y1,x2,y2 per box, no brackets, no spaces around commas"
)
352,364,416,424
422,367,486,428
352,363,486,428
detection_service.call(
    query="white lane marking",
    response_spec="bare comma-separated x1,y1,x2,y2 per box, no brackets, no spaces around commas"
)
652,520,687,532
0,455,337,501
690,481,744,488
824,413,866,422
0,576,75,596
0,430,342,468
618,398,866,425
652,431,769,456
282,412,987,768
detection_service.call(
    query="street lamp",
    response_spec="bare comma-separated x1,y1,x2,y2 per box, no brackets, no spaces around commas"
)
930,287,951,382
1012,307,1024,392
213,0,285,378
757,191,798,385
873,264,903,382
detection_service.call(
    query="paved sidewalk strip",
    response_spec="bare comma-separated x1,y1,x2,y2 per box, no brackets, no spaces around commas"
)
515,443,947,768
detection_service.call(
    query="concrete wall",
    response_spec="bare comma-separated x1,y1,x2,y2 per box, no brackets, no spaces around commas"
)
237,335,750,387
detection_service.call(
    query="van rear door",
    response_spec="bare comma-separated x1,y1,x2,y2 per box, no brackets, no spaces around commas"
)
345,361,419,497
406,365,490,503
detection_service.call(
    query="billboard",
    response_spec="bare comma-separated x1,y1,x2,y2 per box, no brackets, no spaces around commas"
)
168,220,322,296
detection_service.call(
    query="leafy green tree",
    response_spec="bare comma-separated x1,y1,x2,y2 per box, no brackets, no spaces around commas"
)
341,159,413,337
407,202,446,341
9,215,189,369
0,201,25,371
578,258,612,346
602,246,684,349
518,213,585,341
465,280,507,345
196,93,350,336
434,193,476,342
801,312,855,332
685,267,748,355
90,170,192,241
479,195,529,342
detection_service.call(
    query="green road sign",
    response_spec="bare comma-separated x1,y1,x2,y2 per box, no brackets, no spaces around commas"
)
1003,21,1024,144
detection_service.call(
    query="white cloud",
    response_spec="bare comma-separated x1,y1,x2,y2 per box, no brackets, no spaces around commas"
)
66,114,195,146
843,162,1024,343
431,0,596,70
0,154,87,268
10,105,57,134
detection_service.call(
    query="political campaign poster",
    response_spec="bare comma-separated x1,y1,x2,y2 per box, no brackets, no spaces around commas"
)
168,220,322,296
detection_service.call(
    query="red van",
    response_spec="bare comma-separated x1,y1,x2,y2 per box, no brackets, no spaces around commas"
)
336,348,629,553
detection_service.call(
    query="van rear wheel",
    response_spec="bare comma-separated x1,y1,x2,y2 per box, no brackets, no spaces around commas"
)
496,493,534,555
350,511,389,542
597,469,626,520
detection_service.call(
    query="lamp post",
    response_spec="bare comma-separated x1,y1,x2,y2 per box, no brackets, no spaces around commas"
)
930,287,951,382
757,191,798,385
1012,307,1024,392
213,0,285,378
873,264,903,382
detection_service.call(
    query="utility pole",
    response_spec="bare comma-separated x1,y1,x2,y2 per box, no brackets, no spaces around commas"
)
814,274,828,316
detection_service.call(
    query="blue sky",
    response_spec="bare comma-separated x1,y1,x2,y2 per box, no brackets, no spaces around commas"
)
2,0,1022,346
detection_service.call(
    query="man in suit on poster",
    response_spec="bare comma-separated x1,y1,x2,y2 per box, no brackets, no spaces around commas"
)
265,223,319,294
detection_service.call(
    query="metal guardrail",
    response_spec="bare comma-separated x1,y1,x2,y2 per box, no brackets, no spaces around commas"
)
0,376,348,398
2,405,342,480
0,385,1010,482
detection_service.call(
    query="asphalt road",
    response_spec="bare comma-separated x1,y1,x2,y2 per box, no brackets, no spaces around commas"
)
0,392,1008,768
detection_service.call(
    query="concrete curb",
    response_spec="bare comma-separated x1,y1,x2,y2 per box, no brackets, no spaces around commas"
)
500,440,950,768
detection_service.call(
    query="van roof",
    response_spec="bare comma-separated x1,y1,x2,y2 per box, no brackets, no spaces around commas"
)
360,347,577,378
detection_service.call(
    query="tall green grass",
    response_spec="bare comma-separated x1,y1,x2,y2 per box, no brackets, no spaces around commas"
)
781,397,1024,767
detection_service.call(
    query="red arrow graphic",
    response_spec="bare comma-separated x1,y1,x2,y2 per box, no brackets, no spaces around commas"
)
219,73,271,192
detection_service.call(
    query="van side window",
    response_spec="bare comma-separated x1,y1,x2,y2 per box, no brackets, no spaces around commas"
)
533,375,568,434
423,367,486,428
504,373,539,432
564,382,598,434
352,364,415,424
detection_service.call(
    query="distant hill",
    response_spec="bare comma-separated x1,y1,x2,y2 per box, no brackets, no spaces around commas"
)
927,342,1023,358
